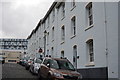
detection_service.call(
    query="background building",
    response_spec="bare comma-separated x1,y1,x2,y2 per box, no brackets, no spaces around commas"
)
27,1,120,79
0,38,28,63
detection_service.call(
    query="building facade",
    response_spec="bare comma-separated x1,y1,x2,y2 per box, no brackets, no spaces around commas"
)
27,1,120,79
0,38,28,63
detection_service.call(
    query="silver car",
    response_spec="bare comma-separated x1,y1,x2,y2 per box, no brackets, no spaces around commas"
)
29,58,42,74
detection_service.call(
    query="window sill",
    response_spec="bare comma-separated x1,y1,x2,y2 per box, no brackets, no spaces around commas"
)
60,41,65,45
52,40,54,42
70,5,76,11
47,26,49,28
52,20,54,23
85,24,94,31
85,62,95,67
61,16,65,21
70,35,76,39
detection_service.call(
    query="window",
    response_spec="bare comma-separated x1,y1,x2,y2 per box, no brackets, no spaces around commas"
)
44,22,46,29
51,47,54,57
71,16,76,36
61,3,65,19
61,51,64,58
39,38,41,46
47,32,49,45
86,39,94,62
48,16,50,27
8,60,16,62
86,2,93,26
71,0,75,7
47,50,49,55
43,59,49,65
52,27,54,41
61,25,65,41
52,8,55,22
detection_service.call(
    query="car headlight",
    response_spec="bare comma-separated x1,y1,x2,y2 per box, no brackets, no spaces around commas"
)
78,74,82,79
53,72,63,77
35,64,40,68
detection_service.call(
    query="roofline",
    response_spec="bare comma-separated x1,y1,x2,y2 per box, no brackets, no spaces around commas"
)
42,2,57,23
27,0,64,39
27,29,35,39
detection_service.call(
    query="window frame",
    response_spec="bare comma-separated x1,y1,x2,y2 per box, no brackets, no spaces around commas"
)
61,50,64,58
71,0,76,8
52,27,54,41
86,39,94,63
61,25,65,41
71,16,76,36
47,32,49,45
86,2,93,27
52,8,55,22
61,2,65,19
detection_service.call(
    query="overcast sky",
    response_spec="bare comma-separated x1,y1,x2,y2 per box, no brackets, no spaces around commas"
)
0,0,54,39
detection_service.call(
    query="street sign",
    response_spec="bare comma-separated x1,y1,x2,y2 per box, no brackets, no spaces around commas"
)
38,48,43,53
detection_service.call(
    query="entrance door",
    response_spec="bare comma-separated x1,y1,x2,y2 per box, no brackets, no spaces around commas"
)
73,45,77,69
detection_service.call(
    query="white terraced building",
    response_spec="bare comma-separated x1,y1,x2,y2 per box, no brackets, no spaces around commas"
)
27,1,120,79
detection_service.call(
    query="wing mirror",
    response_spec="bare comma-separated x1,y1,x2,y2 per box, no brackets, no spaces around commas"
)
47,63,50,68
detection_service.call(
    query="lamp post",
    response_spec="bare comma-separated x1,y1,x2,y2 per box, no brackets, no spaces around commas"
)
44,30,47,57
23,47,26,54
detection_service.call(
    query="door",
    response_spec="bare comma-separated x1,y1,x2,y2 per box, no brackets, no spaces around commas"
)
73,45,77,69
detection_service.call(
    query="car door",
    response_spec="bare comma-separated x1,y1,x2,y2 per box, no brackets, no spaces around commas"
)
40,59,50,78
30,60,34,72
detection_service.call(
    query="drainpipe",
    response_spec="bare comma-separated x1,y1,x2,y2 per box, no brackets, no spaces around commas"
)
104,1,108,76
55,5,59,58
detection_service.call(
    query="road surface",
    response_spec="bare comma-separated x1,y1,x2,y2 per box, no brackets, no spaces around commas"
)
2,63,38,80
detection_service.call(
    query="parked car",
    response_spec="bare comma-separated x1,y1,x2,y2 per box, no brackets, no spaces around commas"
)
25,58,33,70
29,58,42,74
0,57,5,64
38,57,82,80
19,59,27,66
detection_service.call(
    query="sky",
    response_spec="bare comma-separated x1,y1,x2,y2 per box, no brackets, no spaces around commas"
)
1,0,119,39
0,0,54,39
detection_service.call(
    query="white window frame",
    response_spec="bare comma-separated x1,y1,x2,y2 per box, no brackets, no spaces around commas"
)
61,3,65,19
71,16,76,36
86,39,94,63
86,2,93,26
52,27,54,41
47,16,50,27
47,32,49,45
71,0,75,8
44,22,46,29
47,49,49,55
61,51,64,58
51,47,54,57
52,8,55,22
61,25,65,41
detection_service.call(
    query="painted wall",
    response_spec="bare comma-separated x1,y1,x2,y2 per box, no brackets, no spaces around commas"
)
118,1,120,79
27,2,119,78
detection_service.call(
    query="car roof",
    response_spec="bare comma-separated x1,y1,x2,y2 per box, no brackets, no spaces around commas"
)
44,57,68,61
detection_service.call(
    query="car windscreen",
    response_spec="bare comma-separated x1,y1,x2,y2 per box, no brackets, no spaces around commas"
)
0,57,3,60
49,59,59,69
57,60,75,71
50,59,75,71
35,59,42,63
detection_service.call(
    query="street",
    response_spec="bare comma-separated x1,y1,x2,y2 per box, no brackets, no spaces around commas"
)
2,63,38,80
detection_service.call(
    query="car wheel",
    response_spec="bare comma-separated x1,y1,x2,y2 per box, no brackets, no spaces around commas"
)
47,74,52,80
29,67,31,72
38,70,43,80
25,66,26,69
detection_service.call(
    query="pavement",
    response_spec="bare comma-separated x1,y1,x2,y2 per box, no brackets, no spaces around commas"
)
2,63,38,80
